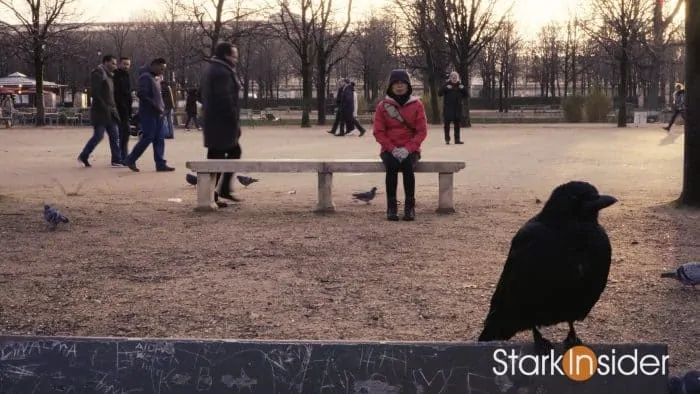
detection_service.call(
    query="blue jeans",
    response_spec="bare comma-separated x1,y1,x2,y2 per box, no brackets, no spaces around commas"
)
79,122,121,164
125,113,167,169
163,109,174,138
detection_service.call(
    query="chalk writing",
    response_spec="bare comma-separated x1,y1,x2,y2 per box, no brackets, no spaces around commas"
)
0,336,669,394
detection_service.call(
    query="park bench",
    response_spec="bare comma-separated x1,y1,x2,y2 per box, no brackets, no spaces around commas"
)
185,159,466,213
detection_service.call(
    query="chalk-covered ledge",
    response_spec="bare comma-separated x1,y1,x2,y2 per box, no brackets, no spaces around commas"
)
0,335,669,394
185,159,466,213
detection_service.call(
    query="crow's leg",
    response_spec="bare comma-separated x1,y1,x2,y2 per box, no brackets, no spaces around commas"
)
563,321,583,351
532,327,554,355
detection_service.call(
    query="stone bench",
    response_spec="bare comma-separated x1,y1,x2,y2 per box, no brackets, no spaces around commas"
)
0,335,669,393
185,159,466,213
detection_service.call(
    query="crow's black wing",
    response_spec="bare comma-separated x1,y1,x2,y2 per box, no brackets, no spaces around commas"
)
479,219,565,340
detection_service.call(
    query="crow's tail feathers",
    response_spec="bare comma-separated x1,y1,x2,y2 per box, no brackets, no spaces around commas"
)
660,272,677,279
477,312,516,342
61,217,69,223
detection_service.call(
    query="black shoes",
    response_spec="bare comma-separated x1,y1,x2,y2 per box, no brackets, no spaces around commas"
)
403,199,415,221
387,199,415,221
387,200,399,221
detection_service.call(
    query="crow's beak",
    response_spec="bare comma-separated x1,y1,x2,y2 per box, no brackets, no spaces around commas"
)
584,195,618,211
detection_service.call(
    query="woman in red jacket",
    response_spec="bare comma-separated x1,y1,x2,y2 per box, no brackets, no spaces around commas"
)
373,69,428,221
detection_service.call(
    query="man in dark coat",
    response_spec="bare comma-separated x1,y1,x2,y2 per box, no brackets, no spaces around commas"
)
123,58,175,172
185,89,199,130
437,71,468,145
77,54,122,167
336,79,355,136
199,42,242,206
113,57,132,161
327,78,346,135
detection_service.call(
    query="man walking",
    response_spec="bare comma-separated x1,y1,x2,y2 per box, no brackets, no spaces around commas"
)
161,79,175,139
200,42,243,206
123,58,175,172
78,54,123,167
113,57,132,161
663,83,686,132
327,78,346,135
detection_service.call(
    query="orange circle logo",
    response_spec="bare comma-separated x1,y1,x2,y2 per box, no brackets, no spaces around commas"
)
562,345,598,381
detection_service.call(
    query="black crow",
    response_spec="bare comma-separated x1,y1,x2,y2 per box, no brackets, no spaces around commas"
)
477,181,617,354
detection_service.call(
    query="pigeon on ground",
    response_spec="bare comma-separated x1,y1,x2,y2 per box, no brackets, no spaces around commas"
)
661,262,700,288
43,204,69,229
352,187,378,204
237,175,259,187
669,370,700,394
186,173,197,186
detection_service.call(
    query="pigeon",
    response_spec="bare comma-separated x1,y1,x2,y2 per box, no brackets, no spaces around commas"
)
43,204,69,229
186,173,197,186
661,262,700,288
352,187,378,204
237,175,259,187
669,370,700,394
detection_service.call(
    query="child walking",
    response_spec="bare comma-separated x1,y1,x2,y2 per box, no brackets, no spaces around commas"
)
373,69,428,221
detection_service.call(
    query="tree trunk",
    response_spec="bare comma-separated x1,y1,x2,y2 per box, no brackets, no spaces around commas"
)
316,54,327,125
300,59,312,128
427,70,441,125
679,0,700,206
648,1,663,111
34,52,46,127
459,63,471,127
617,48,629,128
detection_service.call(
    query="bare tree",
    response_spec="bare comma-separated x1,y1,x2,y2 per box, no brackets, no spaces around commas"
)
534,22,562,97
149,1,200,84
436,0,508,126
645,0,683,110
273,0,317,127
679,0,700,205
395,0,450,124
494,19,521,111
352,15,396,103
580,0,653,127
0,0,82,125
312,0,353,125
190,0,265,57
104,23,132,57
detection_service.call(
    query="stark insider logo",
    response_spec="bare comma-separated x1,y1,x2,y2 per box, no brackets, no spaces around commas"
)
492,345,669,381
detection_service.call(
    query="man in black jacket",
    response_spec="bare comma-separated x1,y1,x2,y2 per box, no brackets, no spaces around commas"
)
113,57,132,161
77,55,122,167
199,42,242,206
327,78,347,135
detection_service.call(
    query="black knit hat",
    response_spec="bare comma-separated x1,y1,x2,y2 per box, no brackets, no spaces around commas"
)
386,69,412,95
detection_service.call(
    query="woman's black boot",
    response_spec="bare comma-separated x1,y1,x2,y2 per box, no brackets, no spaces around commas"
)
387,199,399,221
403,198,415,221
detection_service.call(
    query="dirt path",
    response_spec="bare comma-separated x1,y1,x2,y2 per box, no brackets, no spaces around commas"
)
0,123,697,373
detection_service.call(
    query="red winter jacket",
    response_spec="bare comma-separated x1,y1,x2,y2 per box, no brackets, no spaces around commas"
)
373,96,428,154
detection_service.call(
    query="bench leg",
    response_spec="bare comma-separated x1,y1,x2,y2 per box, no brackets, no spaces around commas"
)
315,172,335,212
436,172,456,214
195,172,218,212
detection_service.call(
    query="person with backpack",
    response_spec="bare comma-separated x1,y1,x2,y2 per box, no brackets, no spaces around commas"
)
372,69,428,221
